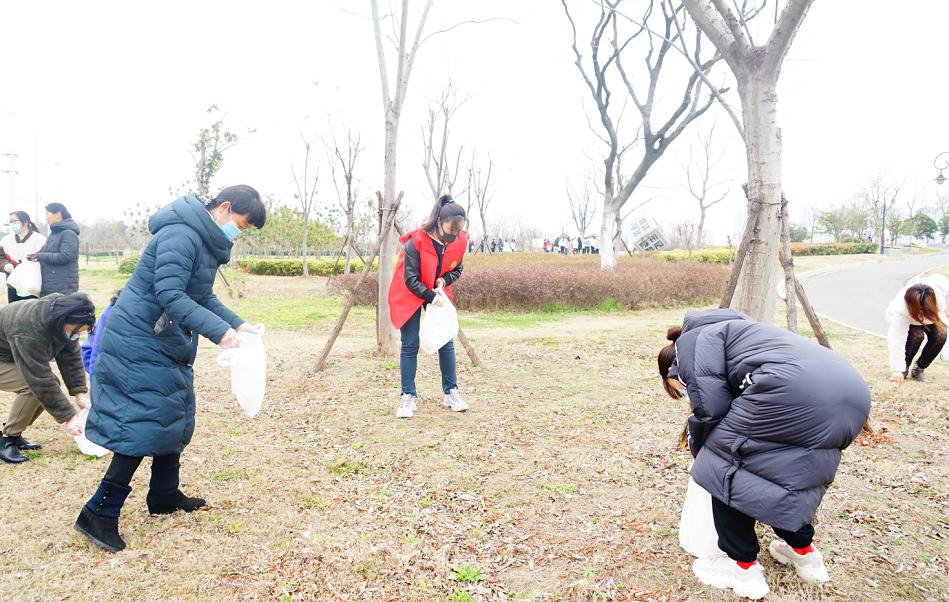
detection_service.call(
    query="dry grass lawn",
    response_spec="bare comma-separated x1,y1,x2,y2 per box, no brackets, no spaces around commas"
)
0,272,946,601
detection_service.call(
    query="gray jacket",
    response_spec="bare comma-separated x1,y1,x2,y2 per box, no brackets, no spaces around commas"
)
671,309,871,531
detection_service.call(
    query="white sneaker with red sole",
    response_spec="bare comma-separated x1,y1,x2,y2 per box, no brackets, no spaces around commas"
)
692,554,769,600
769,541,830,584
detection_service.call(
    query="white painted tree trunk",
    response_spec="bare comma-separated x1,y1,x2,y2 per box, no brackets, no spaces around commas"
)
344,209,355,275
302,217,310,277
377,116,401,355
599,201,620,270
731,76,782,321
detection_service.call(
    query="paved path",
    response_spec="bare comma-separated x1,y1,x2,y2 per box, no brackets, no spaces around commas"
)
803,252,949,337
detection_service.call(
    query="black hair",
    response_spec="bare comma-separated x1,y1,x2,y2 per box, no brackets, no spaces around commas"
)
47,293,96,341
45,203,72,220
9,211,40,234
420,195,467,235
658,327,684,400
205,185,266,229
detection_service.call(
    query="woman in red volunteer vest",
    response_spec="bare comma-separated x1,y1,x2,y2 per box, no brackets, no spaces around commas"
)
388,195,468,419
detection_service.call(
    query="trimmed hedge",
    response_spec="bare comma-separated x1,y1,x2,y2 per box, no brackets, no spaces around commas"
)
652,242,878,264
329,258,727,312
118,255,140,274
236,258,378,277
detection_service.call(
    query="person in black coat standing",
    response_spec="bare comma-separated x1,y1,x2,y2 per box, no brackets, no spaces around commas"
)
27,203,81,296
657,309,870,600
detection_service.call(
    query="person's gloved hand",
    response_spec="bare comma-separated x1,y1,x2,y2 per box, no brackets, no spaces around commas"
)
218,329,240,349
431,291,447,307
26,253,39,262
75,393,91,410
237,323,260,335
889,371,905,385
65,414,83,437
3,264,12,275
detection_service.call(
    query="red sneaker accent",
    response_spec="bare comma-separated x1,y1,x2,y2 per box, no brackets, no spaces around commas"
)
793,544,815,555
737,561,757,570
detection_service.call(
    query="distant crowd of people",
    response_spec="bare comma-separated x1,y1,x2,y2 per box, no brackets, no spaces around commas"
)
468,238,520,253
543,235,599,255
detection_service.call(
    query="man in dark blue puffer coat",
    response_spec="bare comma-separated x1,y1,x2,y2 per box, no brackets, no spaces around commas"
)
658,309,870,599
74,186,266,553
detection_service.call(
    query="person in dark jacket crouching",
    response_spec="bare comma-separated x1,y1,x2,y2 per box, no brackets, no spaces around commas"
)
658,309,870,600
0,293,96,463
74,186,265,553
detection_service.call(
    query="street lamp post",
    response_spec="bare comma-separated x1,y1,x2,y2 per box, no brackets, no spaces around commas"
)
934,152,949,185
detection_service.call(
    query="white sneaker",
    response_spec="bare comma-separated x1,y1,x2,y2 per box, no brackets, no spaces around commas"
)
769,540,830,584
442,388,469,412
396,394,417,419
693,554,769,600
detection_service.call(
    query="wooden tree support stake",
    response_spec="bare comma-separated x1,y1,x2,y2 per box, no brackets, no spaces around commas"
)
720,184,761,309
777,193,799,333
314,192,404,373
456,328,482,368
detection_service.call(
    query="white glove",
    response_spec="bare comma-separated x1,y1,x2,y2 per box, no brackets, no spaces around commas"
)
75,394,91,410
237,323,260,335
218,329,240,349
65,414,83,437
3,264,12,275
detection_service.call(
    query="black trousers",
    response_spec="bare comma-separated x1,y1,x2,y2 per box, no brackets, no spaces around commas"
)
711,497,815,563
6,286,36,304
906,324,947,370
105,452,181,491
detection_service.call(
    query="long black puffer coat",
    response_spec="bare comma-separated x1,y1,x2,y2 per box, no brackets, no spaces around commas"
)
671,309,871,531
37,219,80,296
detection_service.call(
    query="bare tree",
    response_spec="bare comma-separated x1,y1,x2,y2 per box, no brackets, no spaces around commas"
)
568,178,598,237
290,134,320,277
422,83,468,200
192,105,241,198
326,126,365,274
469,155,494,252
561,1,730,270
371,0,435,355
683,0,815,321
680,120,729,248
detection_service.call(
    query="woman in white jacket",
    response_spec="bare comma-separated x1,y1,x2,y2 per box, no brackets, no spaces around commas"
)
885,274,948,384
0,212,47,303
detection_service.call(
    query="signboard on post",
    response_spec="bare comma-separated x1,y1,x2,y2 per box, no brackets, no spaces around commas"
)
629,215,669,252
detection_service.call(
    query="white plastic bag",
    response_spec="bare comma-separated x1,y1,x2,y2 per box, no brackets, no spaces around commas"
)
7,261,42,298
217,325,267,417
679,476,721,558
419,292,459,354
73,408,110,458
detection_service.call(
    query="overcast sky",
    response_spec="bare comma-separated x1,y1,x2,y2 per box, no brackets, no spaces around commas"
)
1,1,948,244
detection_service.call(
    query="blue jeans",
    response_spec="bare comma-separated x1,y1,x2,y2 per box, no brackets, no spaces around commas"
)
400,307,457,396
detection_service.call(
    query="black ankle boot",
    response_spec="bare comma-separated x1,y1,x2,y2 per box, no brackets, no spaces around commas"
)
146,489,206,515
14,436,41,450
911,366,928,382
74,480,132,552
0,436,27,464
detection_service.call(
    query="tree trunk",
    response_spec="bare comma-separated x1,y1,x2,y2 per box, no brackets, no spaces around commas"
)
599,200,620,270
377,116,401,356
697,206,706,250
344,209,355,274
302,217,310,277
731,76,783,321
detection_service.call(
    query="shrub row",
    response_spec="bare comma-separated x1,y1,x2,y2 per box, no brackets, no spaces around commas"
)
236,258,377,277
328,259,727,312
651,242,878,264
118,255,140,274
788,242,877,256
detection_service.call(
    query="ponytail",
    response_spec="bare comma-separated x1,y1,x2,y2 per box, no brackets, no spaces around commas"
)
658,327,684,399
10,211,39,233
420,194,467,234
905,284,945,330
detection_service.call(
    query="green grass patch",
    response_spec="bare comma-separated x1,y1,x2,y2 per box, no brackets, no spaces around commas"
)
452,564,485,583
225,296,368,330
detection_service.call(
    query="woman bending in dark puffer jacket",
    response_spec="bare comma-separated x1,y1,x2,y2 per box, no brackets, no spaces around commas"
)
658,309,871,600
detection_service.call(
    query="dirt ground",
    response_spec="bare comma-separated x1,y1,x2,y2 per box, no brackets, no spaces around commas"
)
0,272,946,602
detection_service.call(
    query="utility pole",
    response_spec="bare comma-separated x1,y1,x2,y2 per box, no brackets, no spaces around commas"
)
1,151,18,214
